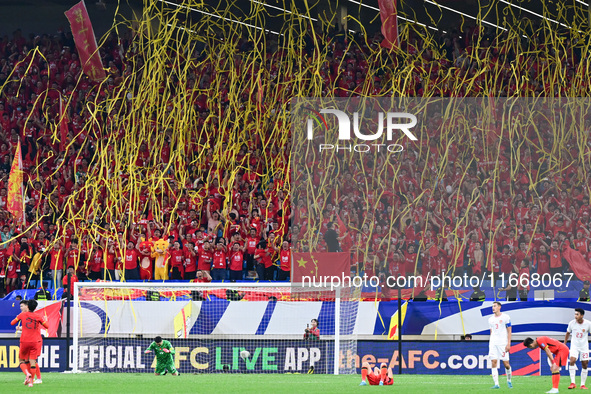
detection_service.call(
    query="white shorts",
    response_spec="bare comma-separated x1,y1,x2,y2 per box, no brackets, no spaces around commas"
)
570,346,590,361
488,344,510,361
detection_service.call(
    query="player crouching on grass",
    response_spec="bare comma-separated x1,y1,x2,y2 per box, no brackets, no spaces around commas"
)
359,362,393,386
145,336,179,376
524,336,571,393
11,299,48,387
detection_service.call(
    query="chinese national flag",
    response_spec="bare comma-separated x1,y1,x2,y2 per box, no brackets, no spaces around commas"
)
65,1,105,81
563,245,591,282
37,301,63,337
6,141,24,224
378,0,399,49
292,252,350,282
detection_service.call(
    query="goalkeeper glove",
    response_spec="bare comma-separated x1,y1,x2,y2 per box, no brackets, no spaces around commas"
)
144,350,151,354
162,348,170,353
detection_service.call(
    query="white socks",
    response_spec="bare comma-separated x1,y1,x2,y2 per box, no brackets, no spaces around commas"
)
570,366,577,384
582,368,588,386
506,367,512,383
492,368,499,386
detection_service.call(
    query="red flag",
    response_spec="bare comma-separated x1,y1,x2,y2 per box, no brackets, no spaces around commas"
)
37,301,63,337
292,252,351,283
378,0,399,49
65,1,105,81
563,245,591,281
6,141,24,224
59,95,69,152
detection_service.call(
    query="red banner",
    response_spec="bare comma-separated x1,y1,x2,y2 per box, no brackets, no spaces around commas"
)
37,302,63,337
378,0,399,49
65,1,105,81
292,252,351,283
563,245,591,282
6,141,24,224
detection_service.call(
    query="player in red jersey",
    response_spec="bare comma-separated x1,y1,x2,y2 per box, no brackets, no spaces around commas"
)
11,299,48,387
359,362,394,386
524,336,570,393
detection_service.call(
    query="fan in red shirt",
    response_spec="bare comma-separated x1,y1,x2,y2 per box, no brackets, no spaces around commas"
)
88,245,103,281
228,242,245,281
62,266,79,289
211,241,228,281
275,241,291,281
524,336,570,393
5,240,20,294
103,242,117,281
244,228,259,279
123,241,140,280
66,241,80,275
536,245,550,276
169,241,185,280
194,269,212,283
403,245,418,276
183,241,198,281
198,241,213,275
49,242,64,287
11,299,48,387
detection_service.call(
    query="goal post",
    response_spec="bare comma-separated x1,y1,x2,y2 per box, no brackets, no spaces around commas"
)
72,282,360,375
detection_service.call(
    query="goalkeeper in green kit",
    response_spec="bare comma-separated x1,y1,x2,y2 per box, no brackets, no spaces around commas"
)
145,336,179,376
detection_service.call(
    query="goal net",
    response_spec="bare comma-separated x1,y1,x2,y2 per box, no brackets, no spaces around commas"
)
72,282,360,374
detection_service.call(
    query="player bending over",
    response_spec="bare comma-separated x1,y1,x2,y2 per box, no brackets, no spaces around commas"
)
564,308,591,390
359,362,393,386
524,336,570,393
488,301,513,389
145,336,179,376
11,300,48,387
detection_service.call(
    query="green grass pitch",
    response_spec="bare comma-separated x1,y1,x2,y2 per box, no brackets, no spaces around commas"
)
0,372,567,393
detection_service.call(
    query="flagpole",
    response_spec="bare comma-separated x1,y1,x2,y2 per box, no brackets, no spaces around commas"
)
397,286,402,375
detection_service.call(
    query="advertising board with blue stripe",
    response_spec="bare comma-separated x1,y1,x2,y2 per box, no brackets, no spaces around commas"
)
0,300,590,337
356,341,541,375
398,301,591,337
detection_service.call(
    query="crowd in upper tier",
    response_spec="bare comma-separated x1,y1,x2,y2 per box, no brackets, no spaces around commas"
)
0,21,588,297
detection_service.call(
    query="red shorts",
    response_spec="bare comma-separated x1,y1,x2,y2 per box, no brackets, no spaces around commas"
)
19,341,42,360
367,372,393,386
553,347,570,367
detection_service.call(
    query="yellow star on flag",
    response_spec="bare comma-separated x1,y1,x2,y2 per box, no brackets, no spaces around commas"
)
297,257,307,268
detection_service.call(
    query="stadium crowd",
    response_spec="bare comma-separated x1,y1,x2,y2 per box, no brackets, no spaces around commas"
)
0,21,589,297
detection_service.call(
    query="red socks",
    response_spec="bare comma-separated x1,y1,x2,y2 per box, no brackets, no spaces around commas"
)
19,363,30,377
552,372,560,389
361,366,368,382
380,366,388,382
35,365,41,379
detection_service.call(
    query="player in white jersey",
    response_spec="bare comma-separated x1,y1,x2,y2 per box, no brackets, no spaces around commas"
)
488,301,513,389
564,308,591,390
